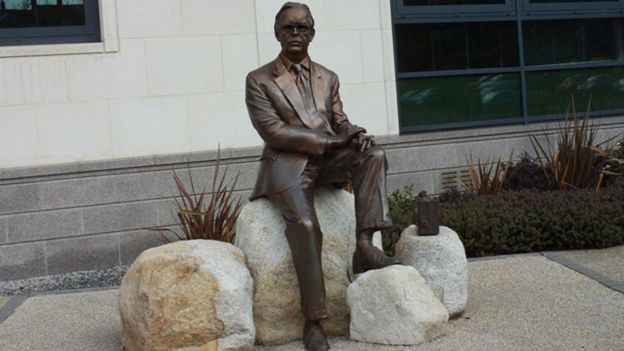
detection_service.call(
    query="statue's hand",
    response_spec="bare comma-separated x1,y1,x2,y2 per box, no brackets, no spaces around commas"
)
353,133,376,153
325,128,365,154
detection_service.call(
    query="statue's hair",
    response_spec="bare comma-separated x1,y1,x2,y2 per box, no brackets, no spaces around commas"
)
274,2,315,36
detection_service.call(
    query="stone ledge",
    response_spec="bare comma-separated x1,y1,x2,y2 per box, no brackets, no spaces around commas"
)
6,115,623,182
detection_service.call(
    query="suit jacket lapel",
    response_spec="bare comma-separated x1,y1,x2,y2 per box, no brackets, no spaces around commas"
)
310,62,335,135
272,59,314,129
310,63,325,114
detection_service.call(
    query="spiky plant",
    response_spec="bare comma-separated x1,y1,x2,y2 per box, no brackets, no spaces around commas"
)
151,149,244,243
530,100,622,190
463,152,513,195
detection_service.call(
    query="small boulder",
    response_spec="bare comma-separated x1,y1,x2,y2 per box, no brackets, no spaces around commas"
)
347,265,448,345
395,225,468,317
118,240,255,351
235,187,357,345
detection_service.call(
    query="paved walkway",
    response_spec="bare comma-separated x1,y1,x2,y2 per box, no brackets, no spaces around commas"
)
557,246,624,283
1,247,623,351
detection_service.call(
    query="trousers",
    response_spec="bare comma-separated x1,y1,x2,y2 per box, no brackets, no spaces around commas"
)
267,145,392,320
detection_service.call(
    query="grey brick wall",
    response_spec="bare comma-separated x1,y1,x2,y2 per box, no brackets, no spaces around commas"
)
2,116,624,281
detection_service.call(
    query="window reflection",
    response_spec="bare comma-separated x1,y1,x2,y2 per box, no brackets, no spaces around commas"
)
530,0,616,3
404,0,504,5
0,0,85,28
523,19,622,66
398,74,522,126
527,67,624,116
396,22,518,72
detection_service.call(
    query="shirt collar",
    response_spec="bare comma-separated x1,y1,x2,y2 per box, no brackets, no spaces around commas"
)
280,54,311,72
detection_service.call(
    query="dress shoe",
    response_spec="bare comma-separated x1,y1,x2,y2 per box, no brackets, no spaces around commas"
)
303,320,330,351
352,244,401,274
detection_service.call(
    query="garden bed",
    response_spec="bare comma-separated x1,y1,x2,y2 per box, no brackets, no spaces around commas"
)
440,182,624,257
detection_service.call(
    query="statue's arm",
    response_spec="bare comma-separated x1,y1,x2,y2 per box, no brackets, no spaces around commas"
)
246,74,329,157
330,74,366,137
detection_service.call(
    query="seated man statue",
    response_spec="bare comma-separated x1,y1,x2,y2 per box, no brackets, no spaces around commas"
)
245,2,400,350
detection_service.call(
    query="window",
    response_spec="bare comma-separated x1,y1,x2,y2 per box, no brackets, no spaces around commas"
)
392,0,624,132
0,0,100,46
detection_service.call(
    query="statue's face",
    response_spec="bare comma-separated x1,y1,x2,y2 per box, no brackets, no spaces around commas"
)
275,7,315,59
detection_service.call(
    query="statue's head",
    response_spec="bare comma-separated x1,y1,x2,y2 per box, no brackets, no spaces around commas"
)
274,2,315,61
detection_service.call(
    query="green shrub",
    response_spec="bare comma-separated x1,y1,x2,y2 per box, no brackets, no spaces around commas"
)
383,178,624,257
440,181,624,257
503,153,557,191
604,140,624,187
382,185,416,255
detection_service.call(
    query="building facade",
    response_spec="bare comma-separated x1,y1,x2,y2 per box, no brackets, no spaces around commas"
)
1,0,623,280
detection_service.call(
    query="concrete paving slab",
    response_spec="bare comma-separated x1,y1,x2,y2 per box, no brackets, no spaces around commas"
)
0,289,121,351
256,256,624,351
0,296,7,309
432,256,624,351
557,245,624,283
0,256,622,351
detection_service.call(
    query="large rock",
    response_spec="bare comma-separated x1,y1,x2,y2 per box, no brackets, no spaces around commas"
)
235,187,361,345
347,265,449,345
395,225,468,317
119,240,255,351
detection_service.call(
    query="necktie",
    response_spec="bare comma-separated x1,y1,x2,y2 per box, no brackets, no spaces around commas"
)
292,63,317,114
292,63,332,134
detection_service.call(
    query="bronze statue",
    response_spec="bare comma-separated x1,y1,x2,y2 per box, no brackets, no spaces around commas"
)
245,3,400,350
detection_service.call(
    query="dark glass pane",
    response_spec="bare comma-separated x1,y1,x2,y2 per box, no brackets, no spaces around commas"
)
0,0,85,28
396,22,518,72
530,0,615,3
404,0,504,5
523,19,622,66
398,74,522,127
527,67,624,116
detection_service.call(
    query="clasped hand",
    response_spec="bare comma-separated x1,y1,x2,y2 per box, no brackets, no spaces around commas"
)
326,127,375,154
352,133,375,153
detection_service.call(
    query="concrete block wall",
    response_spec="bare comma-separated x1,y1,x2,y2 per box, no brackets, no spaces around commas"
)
2,116,624,281
0,147,261,281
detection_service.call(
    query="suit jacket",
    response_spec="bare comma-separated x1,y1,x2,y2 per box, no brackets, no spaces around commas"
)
245,57,363,199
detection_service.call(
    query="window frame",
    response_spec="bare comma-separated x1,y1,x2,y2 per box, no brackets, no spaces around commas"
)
0,0,100,46
520,0,624,15
394,0,515,16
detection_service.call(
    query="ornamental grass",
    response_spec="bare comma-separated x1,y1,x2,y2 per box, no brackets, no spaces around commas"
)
151,149,244,243
530,101,623,190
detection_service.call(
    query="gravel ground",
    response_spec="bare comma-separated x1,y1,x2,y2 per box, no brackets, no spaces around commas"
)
0,266,129,296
